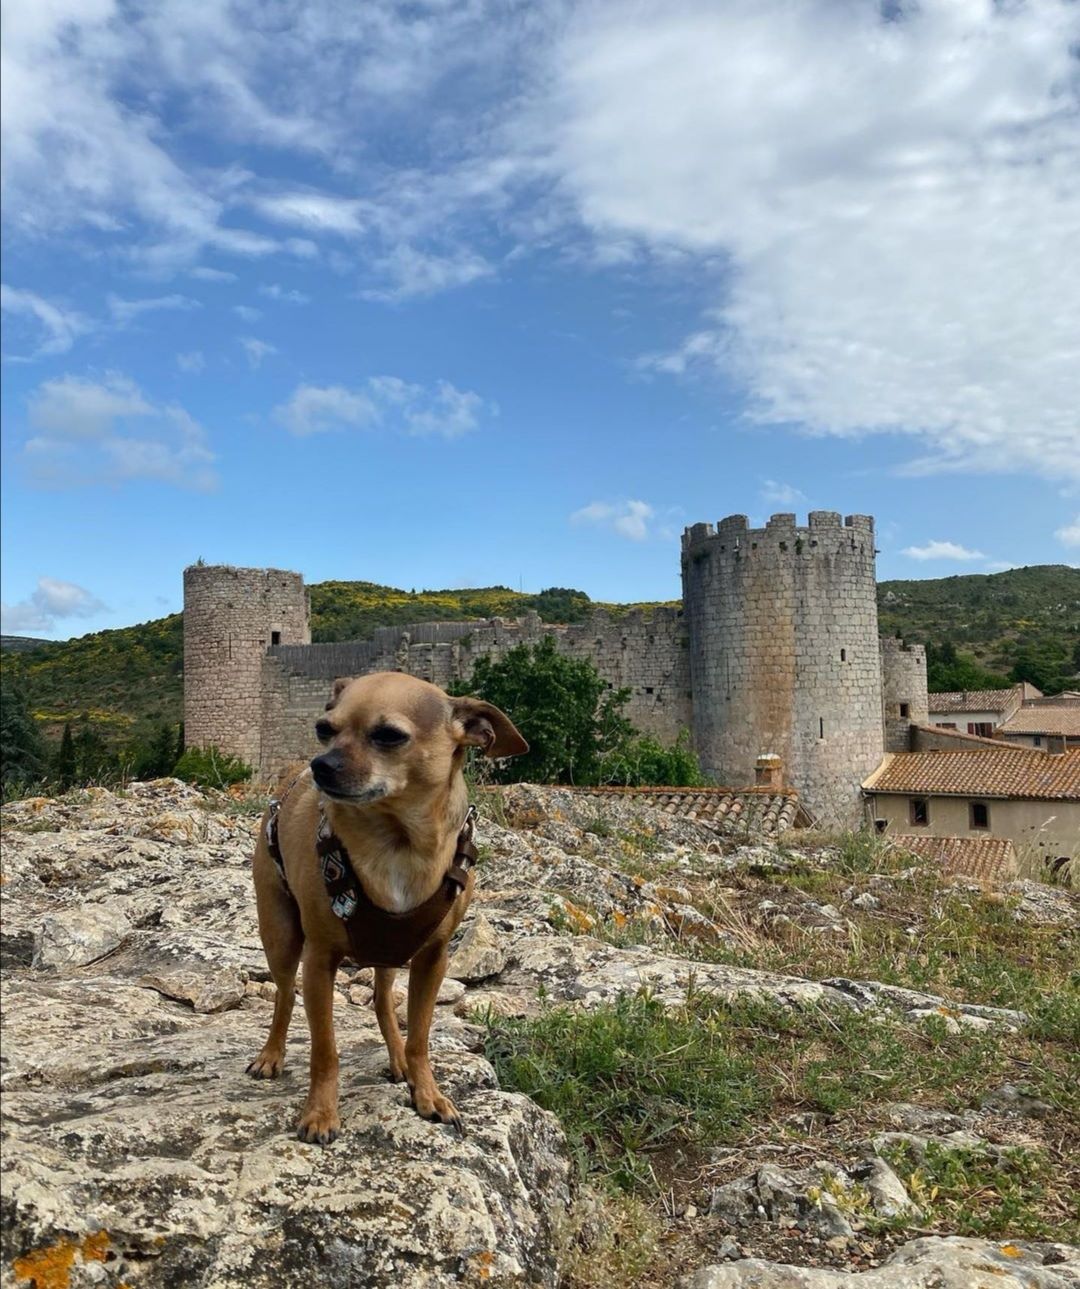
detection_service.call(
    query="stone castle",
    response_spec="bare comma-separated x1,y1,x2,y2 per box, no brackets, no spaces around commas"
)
182,510,928,823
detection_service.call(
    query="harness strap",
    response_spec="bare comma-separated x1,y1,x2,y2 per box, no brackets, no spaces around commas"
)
318,803,479,968
264,769,310,892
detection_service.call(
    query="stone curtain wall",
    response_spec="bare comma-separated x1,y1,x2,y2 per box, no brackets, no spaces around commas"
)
682,513,884,824
880,636,929,753
182,566,310,771
256,611,690,779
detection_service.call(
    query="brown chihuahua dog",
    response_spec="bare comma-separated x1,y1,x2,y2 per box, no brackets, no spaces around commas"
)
247,671,527,1144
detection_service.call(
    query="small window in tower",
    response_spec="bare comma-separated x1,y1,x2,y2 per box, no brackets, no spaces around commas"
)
909,798,929,826
900,702,910,718
271,631,281,645
645,686,654,694
819,717,825,739
969,801,990,830
840,648,847,662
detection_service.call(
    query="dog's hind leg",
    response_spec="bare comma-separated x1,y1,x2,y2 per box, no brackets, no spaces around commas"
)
247,845,304,1080
373,967,408,1083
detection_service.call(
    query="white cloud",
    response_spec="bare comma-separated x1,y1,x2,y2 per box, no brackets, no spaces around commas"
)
232,304,262,322
361,246,494,302
272,384,378,437
571,499,656,542
542,0,1080,481
189,266,237,283
176,350,205,373
1056,515,1080,549
273,377,491,439
22,373,217,490
251,192,367,236
258,283,310,304
1,576,106,635
239,337,277,369
760,480,806,507
901,541,986,562
1,284,89,360
107,294,201,325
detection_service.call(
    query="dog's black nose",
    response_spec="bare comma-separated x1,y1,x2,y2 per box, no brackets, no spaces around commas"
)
310,750,345,790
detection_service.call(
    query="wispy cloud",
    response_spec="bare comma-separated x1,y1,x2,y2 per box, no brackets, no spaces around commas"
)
239,337,278,369
188,266,237,283
1055,515,1080,550
551,1,1080,482
760,480,806,507
1,576,107,635
901,541,986,562
571,499,657,542
232,304,262,322
107,294,201,325
1,285,90,360
258,283,310,304
361,246,495,303
176,350,205,373
22,373,217,491
273,377,492,439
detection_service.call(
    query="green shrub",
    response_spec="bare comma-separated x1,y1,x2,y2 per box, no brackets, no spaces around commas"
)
173,745,252,789
599,730,705,787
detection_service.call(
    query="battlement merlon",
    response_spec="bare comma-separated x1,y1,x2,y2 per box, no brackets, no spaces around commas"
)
682,511,875,553
880,636,927,660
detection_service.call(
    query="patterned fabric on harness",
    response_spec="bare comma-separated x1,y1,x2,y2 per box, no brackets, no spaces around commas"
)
264,780,479,968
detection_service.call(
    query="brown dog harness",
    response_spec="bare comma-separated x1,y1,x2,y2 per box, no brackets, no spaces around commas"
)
265,783,478,969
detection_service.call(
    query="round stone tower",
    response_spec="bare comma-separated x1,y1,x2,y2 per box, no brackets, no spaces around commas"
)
681,511,883,824
880,636,928,753
183,565,310,770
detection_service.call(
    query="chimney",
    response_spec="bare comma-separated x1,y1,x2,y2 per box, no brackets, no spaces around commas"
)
755,753,783,789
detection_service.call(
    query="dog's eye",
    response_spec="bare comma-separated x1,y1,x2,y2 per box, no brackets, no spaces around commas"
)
370,724,409,749
314,720,335,743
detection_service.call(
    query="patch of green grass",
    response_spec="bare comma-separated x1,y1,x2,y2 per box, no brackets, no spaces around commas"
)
485,992,1075,1196
881,1140,1078,1241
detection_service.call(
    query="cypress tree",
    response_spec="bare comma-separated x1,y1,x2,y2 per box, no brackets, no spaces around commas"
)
56,722,77,790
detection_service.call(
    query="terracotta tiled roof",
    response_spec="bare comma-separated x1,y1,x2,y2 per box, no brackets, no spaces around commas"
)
997,707,1080,737
564,785,804,835
927,687,1019,714
890,834,1018,883
863,748,1080,800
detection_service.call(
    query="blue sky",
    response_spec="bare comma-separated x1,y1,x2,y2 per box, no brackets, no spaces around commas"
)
2,0,1078,639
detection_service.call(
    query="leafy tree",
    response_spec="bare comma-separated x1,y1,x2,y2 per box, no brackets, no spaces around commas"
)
0,680,48,794
925,642,1010,693
131,723,180,780
453,636,631,784
55,722,77,790
454,637,705,786
73,716,111,783
598,730,706,787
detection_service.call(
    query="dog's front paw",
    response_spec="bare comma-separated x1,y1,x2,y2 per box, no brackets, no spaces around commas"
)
297,1106,340,1146
246,1048,285,1079
411,1087,464,1135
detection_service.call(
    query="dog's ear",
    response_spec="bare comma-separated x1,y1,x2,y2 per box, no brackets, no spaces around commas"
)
325,677,353,711
450,697,529,759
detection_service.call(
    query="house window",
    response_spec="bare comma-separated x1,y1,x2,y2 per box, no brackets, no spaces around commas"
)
967,722,993,737
969,801,990,830
909,798,929,826
1034,735,1042,747
271,631,281,646
899,703,910,718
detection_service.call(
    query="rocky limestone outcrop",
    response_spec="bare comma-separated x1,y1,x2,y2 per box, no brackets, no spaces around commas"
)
681,1236,1080,1287
2,780,1073,1287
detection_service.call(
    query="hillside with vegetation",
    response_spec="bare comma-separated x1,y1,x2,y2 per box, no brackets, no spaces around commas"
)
2,565,1076,759
877,564,1079,693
